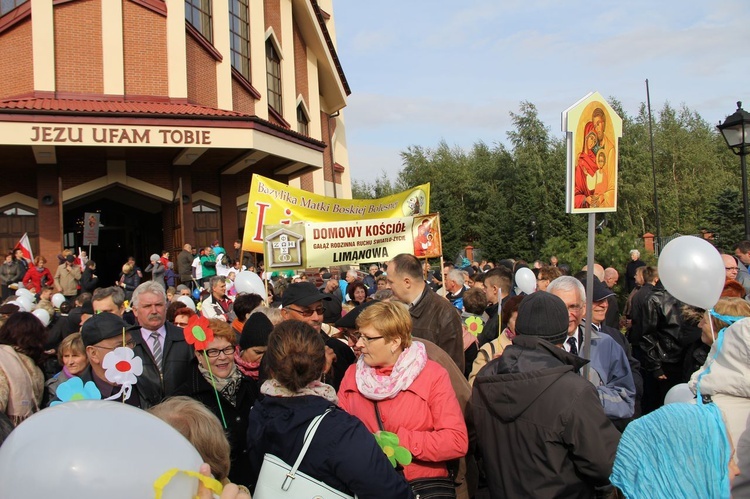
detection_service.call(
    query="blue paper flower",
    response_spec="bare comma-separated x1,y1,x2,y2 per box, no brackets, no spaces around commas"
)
51,376,102,406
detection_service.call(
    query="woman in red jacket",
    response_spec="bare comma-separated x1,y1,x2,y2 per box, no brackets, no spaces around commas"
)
22,256,53,294
338,301,468,497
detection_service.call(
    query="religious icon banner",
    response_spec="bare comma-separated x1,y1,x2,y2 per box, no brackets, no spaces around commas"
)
242,175,430,253
263,214,442,269
562,91,623,213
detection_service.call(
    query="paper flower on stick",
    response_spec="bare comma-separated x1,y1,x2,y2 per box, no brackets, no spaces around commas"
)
464,316,484,336
374,431,412,468
50,376,102,406
102,347,143,386
185,315,214,351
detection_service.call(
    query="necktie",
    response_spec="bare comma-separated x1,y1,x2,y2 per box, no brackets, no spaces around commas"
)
150,332,163,371
566,336,578,355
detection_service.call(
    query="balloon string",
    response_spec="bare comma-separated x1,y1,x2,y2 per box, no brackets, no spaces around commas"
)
203,350,227,428
153,468,223,499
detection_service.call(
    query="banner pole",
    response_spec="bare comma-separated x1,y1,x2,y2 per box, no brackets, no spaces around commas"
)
582,213,596,381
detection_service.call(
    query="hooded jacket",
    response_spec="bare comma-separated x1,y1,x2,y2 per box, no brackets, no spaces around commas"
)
246,394,412,498
472,336,620,499
689,318,750,496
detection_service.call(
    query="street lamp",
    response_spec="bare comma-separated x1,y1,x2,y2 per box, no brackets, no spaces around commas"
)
717,101,750,240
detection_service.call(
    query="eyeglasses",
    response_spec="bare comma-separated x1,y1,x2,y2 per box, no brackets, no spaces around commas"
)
285,306,324,317
567,304,584,312
202,346,235,358
92,338,136,350
353,333,384,343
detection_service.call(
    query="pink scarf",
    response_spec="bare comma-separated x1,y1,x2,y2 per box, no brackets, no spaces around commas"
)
355,341,427,400
234,346,260,380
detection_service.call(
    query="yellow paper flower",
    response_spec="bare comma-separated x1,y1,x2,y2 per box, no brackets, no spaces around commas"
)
464,316,484,336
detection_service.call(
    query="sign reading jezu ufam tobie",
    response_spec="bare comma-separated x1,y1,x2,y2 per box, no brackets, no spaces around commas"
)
242,175,430,254
263,214,442,269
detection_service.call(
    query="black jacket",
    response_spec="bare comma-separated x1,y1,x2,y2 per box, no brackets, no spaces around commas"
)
641,281,689,376
472,336,620,499
627,283,654,346
247,394,412,498
129,322,194,407
80,267,99,293
176,363,258,488
410,285,464,371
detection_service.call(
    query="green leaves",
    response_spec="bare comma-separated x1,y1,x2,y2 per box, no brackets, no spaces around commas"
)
374,431,412,468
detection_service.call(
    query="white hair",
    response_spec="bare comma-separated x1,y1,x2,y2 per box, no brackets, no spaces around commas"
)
630,249,640,258
547,275,585,301
131,281,167,308
447,268,465,287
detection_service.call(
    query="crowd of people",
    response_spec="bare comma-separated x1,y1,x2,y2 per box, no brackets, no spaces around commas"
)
0,239,746,498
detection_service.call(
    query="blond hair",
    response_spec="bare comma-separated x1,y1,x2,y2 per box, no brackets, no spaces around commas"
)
710,297,750,332
148,396,231,482
356,301,412,348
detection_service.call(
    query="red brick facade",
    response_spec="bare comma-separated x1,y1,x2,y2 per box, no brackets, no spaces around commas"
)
54,1,104,95
123,0,168,97
0,21,32,99
186,35,219,108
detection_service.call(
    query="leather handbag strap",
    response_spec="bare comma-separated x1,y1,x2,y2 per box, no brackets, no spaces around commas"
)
373,401,385,431
287,408,332,479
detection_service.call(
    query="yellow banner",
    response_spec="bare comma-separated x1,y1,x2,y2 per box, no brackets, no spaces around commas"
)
263,214,442,269
241,175,430,253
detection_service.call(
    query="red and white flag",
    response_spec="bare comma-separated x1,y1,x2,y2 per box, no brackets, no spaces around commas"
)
14,233,33,262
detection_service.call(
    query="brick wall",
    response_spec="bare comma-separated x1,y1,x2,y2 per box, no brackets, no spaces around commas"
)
293,20,308,105
36,167,61,265
232,80,256,115
191,170,220,198
186,36,218,107
128,161,173,192
123,1,168,97
60,163,106,190
300,171,313,191
54,0,103,94
264,0,282,44
0,21,32,99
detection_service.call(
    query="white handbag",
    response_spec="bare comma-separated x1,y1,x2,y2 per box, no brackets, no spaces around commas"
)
253,408,356,499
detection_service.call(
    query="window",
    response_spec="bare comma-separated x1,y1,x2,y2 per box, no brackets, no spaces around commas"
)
185,0,212,43
229,0,250,80
1,0,27,17
296,104,309,136
0,203,37,259
266,39,282,114
2,206,34,216
192,203,221,249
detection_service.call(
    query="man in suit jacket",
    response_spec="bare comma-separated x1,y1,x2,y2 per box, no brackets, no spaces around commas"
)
129,281,193,407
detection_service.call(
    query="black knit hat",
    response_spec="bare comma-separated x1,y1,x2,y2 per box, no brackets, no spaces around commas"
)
80,312,129,347
514,292,569,345
240,312,274,350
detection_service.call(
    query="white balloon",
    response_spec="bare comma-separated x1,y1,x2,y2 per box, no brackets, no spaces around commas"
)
658,236,725,310
664,383,696,405
234,270,265,296
0,401,203,499
176,295,196,312
14,295,33,313
515,267,537,295
14,288,34,300
51,293,67,309
31,308,50,327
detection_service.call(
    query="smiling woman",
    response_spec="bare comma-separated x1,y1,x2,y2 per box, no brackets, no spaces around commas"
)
175,319,259,489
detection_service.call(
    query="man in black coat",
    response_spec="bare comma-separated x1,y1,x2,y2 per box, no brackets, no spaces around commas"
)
129,281,193,407
472,292,620,498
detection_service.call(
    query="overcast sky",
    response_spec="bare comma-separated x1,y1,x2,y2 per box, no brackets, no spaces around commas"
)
333,0,750,183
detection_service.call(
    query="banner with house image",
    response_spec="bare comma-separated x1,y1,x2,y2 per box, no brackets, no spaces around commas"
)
263,213,442,269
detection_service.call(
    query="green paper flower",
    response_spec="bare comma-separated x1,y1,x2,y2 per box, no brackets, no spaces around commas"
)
374,431,412,468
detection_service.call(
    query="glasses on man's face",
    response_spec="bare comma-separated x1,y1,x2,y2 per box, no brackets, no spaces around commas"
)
286,306,324,317
203,346,235,358
353,332,384,343
92,338,136,350
567,304,584,313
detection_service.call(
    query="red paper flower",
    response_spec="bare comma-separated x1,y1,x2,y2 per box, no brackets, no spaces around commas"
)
184,315,214,351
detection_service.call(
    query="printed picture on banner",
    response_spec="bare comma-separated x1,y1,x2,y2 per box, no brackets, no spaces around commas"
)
573,102,617,210
264,225,305,268
402,189,428,216
412,214,441,258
